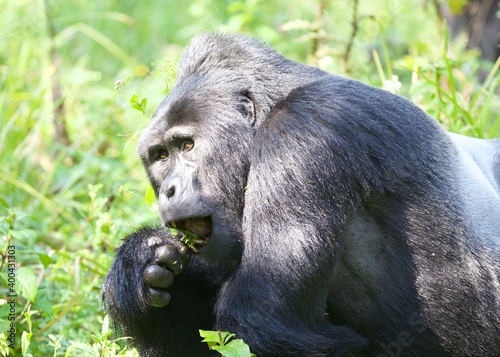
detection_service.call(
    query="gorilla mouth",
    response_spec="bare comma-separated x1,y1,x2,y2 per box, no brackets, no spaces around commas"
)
168,216,213,252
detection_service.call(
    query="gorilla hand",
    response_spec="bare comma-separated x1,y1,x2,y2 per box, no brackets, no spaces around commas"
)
104,226,217,357
143,241,192,307
103,226,192,315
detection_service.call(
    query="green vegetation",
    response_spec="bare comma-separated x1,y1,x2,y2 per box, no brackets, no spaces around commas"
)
0,0,498,356
200,330,255,357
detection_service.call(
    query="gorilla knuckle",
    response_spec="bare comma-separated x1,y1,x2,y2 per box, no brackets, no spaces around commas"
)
143,264,174,289
154,244,190,275
148,288,171,308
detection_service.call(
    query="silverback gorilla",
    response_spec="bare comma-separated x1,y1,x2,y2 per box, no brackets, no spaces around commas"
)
103,33,500,356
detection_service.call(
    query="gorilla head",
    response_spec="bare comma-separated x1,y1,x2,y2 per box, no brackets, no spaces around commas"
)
138,75,253,262
137,34,326,264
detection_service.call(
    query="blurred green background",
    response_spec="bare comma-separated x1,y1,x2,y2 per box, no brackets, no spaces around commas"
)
0,0,498,356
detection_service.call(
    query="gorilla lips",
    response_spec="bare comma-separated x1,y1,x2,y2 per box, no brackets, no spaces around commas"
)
168,217,212,252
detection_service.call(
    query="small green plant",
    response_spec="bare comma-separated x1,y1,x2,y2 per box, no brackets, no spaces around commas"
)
200,330,256,357
129,94,149,115
21,307,35,357
64,315,137,357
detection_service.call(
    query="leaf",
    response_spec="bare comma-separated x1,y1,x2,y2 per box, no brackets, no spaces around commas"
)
34,296,52,316
37,253,52,268
0,219,10,234
200,330,221,348
102,314,110,335
200,331,254,357
24,307,35,333
145,186,156,206
130,94,139,103
0,317,9,332
16,267,38,302
10,229,36,241
21,330,32,357
66,342,93,355
199,330,235,344
131,103,143,111
130,94,148,114
212,339,253,357
48,334,64,349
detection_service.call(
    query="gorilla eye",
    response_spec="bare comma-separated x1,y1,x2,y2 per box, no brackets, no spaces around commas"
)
158,150,169,161
181,139,194,152
148,146,169,162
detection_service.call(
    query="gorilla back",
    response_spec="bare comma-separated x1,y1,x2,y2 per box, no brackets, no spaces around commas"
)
103,33,500,357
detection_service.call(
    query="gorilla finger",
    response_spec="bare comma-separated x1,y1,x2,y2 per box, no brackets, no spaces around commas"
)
148,288,171,307
144,265,174,288
155,245,191,275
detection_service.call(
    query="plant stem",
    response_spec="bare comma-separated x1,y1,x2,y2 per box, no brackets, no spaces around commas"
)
310,0,329,65
343,0,359,74
45,0,71,146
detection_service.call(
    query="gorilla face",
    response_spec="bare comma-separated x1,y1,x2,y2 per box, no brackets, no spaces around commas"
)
138,73,255,262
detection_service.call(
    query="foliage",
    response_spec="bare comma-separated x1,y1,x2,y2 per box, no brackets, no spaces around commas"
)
200,330,255,357
0,0,498,356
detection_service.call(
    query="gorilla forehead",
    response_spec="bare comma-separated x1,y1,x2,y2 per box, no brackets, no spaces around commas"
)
138,71,253,156
155,71,251,126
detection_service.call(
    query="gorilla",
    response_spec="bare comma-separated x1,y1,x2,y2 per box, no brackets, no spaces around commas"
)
103,33,500,356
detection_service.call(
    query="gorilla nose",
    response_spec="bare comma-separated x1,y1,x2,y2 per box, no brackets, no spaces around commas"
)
161,176,183,199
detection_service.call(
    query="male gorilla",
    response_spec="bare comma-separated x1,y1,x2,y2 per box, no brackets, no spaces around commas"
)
103,33,500,356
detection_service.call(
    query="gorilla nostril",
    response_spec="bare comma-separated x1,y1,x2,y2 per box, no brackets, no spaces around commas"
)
161,176,182,200
166,186,175,198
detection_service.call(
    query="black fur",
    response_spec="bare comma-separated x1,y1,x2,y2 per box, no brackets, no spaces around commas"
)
103,33,500,356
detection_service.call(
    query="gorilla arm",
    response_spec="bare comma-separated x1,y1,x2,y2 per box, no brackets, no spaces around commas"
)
214,93,372,357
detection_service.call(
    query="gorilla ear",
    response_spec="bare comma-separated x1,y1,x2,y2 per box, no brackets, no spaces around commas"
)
238,92,256,127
